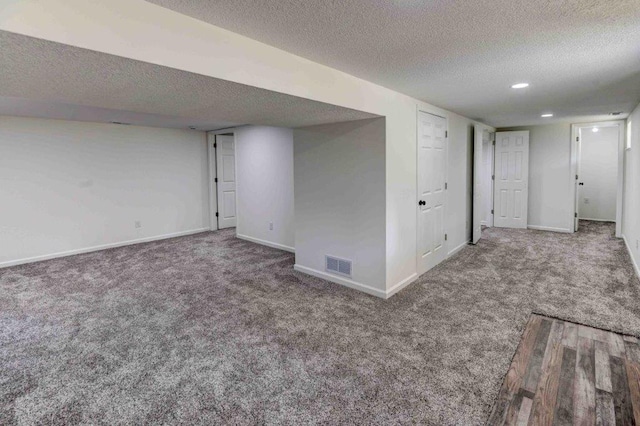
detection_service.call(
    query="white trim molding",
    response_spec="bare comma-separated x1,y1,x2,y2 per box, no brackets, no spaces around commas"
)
0,228,210,269
448,240,470,257
236,234,295,253
294,264,387,299
527,225,572,233
623,236,640,280
386,273,418,298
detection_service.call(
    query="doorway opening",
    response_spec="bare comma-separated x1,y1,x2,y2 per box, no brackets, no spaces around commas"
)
208,131,237,231
570,121,624,237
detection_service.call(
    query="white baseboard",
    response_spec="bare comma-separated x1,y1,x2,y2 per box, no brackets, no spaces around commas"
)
386,273,418,298
0,228,210,269
236,234,295,253
293,264,386,299
578,218,615,223
448,240,470,257
623,235,640,280
527,225,572,233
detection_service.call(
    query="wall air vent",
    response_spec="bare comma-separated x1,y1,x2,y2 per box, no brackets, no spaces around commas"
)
110,121,131,125
325,255,352,278
610,112,623,116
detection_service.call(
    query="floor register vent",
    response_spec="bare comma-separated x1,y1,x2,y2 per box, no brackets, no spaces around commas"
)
325,255,352,278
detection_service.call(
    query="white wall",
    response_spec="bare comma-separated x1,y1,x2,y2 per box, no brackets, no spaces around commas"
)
623,103,640,278
499,124,573,232
578,126,618,221
0,0,488,295
294,118,386,296
235,126,294,252
0,116,209,266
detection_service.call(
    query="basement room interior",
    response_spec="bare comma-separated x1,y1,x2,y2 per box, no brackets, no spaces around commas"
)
1,1,639,425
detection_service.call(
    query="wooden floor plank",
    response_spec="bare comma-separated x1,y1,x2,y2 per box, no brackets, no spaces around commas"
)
574,336,596,426
523,319,553,393
554,347,577,426
609,333,626,358
595,340,613,393
610,355,635,425
562,322,579,350
625,360,640,425
626,340,640,365
493,317,640,426
595,389,616,426
528,321,564,426
488,315,543,426
624,335,640,344
579,325,609,343
515,396,533,426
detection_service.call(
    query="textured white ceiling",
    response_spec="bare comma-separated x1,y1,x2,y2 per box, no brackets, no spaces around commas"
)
147,0,640,127
0,31,377,130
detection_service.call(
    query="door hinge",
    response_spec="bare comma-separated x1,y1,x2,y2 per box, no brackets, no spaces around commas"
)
444,234,448,241
491,209,494,214
445,182,448,190
575,212,578,218
216,212,219,217
445,131,448,138
575,174,578,180
215,177,218,183
213,142,217,148
492,175,495,180
492,140,495,146
576,137,579,142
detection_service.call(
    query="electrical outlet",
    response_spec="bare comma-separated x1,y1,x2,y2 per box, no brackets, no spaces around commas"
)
269,222,274,231
584,198,590,204
135,221,142,229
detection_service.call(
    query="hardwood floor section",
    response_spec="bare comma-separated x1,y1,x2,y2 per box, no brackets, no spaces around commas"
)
489,314,640,425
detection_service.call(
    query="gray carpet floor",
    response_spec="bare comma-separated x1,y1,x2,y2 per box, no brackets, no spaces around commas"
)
1,221,639,425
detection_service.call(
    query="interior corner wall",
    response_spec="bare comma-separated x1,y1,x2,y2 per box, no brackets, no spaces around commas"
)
294,118,386,295
235,126,295,252
0,116,209,267
499,123,573,232
623,103,640,278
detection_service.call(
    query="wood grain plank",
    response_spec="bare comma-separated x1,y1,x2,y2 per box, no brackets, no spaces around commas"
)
488,315,543,426
625,340,640,365
625,360,640,425
595,340,613,393
610,355,635,425
595,389,616,426
516,396,533,426
523,319,553,393
624,335,640,344
608,332,626,358
579,325,609,343
554,347,576,426
574,336,596,426
562,322,578,350
527,320,564,426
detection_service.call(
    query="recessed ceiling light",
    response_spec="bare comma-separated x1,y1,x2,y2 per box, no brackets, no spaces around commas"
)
592,127,599,132
511,83,529,89
541,113,553,118
188,126,197,130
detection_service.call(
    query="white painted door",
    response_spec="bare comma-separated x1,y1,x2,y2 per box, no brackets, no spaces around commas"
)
493,131,529,229
417,111,447,275
216,135,236,229
472,125,488,244
574,131,582,231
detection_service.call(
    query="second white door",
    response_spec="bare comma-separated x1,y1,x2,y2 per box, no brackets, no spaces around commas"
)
216,135,237,229
417,111,447,275
493,131,529,229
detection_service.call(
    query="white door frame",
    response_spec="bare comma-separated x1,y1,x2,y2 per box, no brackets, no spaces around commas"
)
207,128,238,231
416,107,449,274
486,133,495,227
570,120,625,238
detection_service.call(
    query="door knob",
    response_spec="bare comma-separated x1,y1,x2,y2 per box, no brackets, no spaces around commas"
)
419,200,425,206
579,182,584,186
